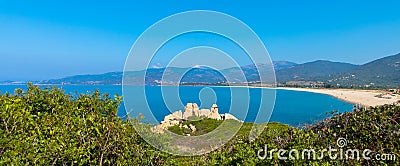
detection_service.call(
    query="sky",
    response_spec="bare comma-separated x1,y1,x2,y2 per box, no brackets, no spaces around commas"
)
1,0,400,81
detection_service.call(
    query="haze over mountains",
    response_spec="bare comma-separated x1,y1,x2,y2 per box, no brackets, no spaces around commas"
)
13,53,400,88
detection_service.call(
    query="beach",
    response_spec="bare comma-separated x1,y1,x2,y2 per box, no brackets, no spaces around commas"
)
278,87,400,107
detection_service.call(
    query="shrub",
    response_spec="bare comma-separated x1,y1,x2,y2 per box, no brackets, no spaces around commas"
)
0,84,163,165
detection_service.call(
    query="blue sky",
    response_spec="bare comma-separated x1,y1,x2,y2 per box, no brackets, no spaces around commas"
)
1,0,400,81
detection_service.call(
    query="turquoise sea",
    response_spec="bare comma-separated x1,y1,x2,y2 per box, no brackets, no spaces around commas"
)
0,85,353,126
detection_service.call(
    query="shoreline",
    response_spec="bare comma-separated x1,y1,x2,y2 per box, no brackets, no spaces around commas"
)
2,84,399,107
276,87,399,107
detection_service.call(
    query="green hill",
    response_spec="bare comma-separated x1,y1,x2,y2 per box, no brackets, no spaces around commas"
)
324,53,400,87
276,60,358,81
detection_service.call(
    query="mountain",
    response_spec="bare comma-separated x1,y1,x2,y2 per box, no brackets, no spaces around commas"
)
38,54,400,88
273,61,297,70
40,72,123,85
276,60,358,82
40,61,294,85
41,67,229,85
324,53,400,87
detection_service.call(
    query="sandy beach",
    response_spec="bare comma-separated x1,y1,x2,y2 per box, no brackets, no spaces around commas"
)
278,87,400,107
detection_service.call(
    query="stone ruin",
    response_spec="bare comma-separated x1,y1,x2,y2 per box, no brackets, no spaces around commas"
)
152,103,239,134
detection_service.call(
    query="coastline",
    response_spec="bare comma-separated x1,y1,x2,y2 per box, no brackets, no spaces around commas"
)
2,84,399,107
276,87,399,107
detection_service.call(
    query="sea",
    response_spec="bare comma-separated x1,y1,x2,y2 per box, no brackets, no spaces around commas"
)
0,85,354,127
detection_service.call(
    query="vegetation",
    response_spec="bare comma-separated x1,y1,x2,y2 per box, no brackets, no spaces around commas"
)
168,117,224,136
0,84,159,165
276,60,358,82
324,53,400,88
1,84,399,165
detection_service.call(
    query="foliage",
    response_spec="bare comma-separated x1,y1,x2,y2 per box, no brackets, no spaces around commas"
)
168,117,224,136
1,84,399,165
0,84,164,165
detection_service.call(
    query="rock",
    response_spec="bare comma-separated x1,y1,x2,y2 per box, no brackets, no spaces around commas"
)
193,103,199,109
189,124,196,133
223,113,239,121
170,120,180,126
208,104,221,120
183,125,189,129
211,104,218,111
153,103,240,134
152,125,165,134
183,103,199,119
164,110,183,121
197,109,211,117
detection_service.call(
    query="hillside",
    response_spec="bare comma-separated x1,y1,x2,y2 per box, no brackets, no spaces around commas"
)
276,60,358,82
40,72,123,85
324,53,400,87
273,61,297,70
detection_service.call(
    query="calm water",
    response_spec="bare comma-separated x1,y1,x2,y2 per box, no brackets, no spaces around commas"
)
0,85,353,126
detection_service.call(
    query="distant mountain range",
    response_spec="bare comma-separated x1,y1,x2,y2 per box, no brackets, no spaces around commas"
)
15,53,400,88
321,53,400,87
276,60,358,81
39,63,282,86
272,61,297,70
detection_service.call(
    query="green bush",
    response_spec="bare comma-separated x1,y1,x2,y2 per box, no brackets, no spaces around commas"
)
0,84,164,165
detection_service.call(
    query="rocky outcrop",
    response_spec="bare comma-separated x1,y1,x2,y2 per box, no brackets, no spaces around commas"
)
183,103,199,119
188,124,196,133
152,103,240,133
197,109,211,117
208,104,221,120
164,110,183,122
